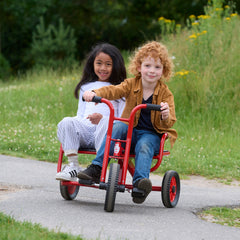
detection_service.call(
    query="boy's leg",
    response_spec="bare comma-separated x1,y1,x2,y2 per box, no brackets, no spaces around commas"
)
131,130,161,203
133,130,161,183
78,121,128,183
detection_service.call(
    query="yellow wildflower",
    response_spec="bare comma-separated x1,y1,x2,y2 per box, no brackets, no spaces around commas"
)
224,5,230,9
189,34,197,39
196,30,207,36
189,15,196,19
158,17,165,21
231,13,238,17
192,22,199,26
164,19,171,23
198,15,210,20
225,17,231,21
175,70,190,76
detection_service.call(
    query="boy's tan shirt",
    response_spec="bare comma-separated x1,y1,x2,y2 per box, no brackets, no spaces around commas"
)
94,77,177,147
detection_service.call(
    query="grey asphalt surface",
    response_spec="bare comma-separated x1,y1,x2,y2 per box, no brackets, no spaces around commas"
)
0,154,240,240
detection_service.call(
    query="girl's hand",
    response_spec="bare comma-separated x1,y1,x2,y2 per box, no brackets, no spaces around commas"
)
87,113,103,125
160,102,169,120
83,91,96,102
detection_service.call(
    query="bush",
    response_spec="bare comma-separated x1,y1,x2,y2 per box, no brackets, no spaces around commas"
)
0,54,11,81
30,17,77,70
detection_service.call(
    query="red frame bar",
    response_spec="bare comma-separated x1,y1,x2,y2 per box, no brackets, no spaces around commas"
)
57,98,170,192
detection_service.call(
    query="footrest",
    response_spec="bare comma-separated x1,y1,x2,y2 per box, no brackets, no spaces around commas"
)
132,187,145,198
78,179,94,185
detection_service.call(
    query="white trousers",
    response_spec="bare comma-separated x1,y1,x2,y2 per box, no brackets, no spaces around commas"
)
57,116,109,156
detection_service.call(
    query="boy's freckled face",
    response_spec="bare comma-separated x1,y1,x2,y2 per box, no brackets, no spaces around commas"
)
94,52,113,82
138,57,163,84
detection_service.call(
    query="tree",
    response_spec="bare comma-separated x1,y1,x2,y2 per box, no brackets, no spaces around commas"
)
1,0,239,74
0,0,54,71
30,17,77,69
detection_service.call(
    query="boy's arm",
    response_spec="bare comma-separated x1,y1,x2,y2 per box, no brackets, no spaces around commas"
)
160,102,169,120
83,90,96,102
159,90,176,128
94,79,131,100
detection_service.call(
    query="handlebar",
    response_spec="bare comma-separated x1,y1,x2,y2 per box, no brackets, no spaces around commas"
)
92,96,102,103
146,104,162,111
83,96,162,112
82,96,102,103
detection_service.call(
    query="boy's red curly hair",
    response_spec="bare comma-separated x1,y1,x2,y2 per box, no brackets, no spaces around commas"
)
128,41,173,81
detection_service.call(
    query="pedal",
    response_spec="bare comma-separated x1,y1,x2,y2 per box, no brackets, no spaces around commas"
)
78,179,94,185
131,187,145,198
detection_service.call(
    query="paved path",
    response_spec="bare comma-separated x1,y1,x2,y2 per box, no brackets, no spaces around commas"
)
0,155,240,240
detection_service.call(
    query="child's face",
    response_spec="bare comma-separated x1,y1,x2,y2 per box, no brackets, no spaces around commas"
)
138,56,163,85
94,52,113,82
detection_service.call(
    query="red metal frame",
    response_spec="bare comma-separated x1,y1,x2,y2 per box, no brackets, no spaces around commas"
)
57,98,170,192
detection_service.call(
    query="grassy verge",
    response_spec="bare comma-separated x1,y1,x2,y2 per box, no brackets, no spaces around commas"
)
0,212,83,240
199,207,240,228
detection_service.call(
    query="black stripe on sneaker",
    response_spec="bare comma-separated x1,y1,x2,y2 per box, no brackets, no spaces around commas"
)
69,170,77,177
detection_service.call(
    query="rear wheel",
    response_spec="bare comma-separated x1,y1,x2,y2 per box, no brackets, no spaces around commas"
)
104,163,120,212
161,170,180,208
60,182,79,200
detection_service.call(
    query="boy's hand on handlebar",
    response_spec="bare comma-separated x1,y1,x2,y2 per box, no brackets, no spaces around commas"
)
87,113,103,125
160,102,169,120
83,91,96,102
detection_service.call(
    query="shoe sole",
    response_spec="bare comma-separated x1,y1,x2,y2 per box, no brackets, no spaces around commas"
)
77,172,100,184
132,178,152,204
55,175,78,182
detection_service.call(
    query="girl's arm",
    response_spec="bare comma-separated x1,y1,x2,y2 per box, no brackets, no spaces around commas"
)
87,113,103,124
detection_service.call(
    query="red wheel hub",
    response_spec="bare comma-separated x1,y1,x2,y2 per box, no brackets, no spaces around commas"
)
67,185,77,195
170,177,177,202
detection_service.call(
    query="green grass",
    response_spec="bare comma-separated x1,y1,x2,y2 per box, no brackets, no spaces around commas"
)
0,212,83,240
199,207,240,228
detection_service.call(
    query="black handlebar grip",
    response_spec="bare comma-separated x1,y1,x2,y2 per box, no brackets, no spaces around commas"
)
146,104,162,111
82,96,102,103
92,96,102,103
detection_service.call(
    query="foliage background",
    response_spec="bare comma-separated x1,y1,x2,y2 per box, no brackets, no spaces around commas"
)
1,0,240,74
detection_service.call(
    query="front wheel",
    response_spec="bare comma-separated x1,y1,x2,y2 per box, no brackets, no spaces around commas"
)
104,163,120,212
60,182,80,200
161,170,180,208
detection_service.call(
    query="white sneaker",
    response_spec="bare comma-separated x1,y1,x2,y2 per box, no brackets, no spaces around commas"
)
55,164,82,181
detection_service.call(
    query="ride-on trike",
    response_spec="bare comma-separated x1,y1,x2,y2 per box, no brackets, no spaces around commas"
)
57,97,180,212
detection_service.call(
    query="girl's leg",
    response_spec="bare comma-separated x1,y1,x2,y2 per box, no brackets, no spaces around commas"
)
94,116,109,152
57,117,80,156
57,117,95,156
78,121,128,182
56,117,94,181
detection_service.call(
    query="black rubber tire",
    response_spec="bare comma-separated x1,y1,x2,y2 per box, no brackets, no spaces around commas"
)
59,181,80,200
161,170,180,208
104,163,120,212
